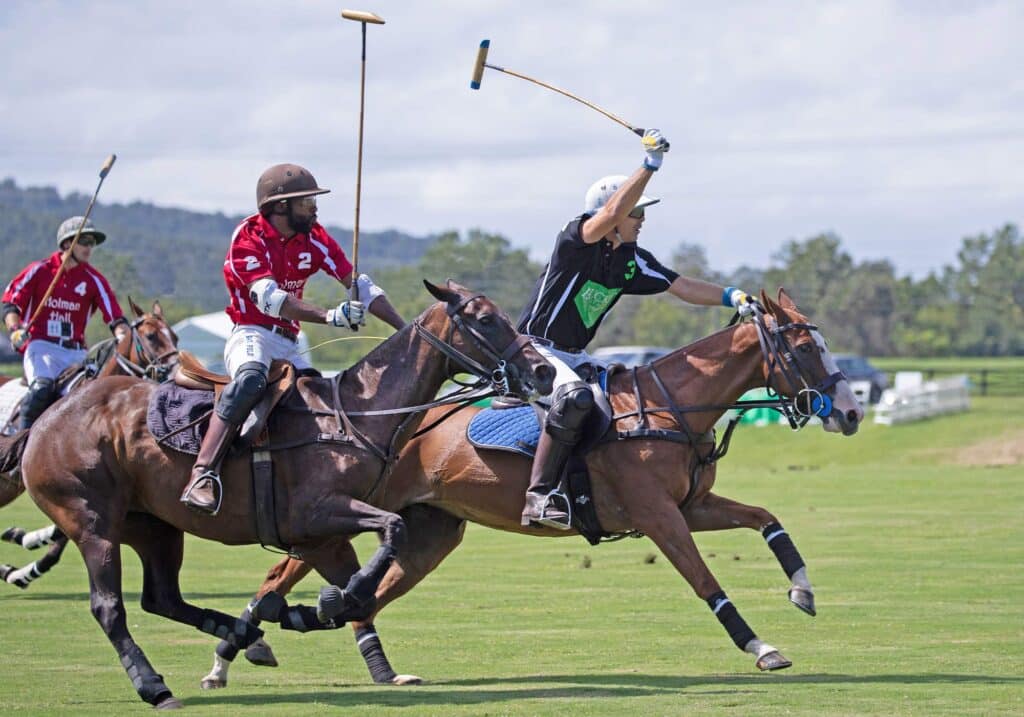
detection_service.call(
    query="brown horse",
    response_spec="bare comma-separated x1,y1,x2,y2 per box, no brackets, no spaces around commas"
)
0,298,180,587
7,281,553,709
203,288,865,689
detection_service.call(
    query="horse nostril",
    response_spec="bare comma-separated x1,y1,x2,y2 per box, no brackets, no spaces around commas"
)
535,364,555,384
846,409,860,424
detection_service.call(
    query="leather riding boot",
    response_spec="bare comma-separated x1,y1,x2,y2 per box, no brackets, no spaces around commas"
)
180,412,241,516
521,430,573,530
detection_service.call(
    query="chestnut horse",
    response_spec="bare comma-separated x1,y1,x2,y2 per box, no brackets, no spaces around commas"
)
0,298,180,589
203,289,865,689
7,281,553,709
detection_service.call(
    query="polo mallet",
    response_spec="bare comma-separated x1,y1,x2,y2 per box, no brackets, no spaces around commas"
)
340,9,384,306
471,39,666,148
26,154,116,331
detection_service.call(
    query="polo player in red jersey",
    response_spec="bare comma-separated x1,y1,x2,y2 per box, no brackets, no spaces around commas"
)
179,163,406,516
2,216,129,430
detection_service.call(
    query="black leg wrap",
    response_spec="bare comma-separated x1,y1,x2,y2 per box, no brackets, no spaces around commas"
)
254,590,287,622
215,601,259,661
706,590,757,650
35,547,62,573
1,527,25,545
120,644,172,706
762,522,805,579
347,543,397,606
199,608,264,648
281,604,340,632
356,624,397,683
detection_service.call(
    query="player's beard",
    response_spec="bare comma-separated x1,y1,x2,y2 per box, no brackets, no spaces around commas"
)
288,207,316,235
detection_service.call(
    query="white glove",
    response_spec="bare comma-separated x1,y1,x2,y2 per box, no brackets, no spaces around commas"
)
9,327,28,351
727,288,755,317
642,128,670,171
327,300,364,329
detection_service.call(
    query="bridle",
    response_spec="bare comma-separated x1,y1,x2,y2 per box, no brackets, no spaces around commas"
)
748,302,845,429
115,316,179,383
412,293,533,398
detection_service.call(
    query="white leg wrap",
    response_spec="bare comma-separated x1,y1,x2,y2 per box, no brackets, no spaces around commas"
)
791,566,811,590
743,638,778,659
21,525,57,550
5,562,41,587
203,654,231,686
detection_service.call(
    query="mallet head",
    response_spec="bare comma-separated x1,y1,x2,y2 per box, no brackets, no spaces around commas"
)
99,154,116,179
340,9,384,24
470,39,490,90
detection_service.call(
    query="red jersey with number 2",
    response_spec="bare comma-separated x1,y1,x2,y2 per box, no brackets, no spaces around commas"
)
223,213,353,333
2,252,123,351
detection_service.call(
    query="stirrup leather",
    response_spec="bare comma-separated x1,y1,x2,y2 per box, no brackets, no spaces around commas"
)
181,469,223,516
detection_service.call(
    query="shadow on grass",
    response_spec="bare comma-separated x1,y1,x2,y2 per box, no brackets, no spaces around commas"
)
0,590,261,601
188,672,1024,709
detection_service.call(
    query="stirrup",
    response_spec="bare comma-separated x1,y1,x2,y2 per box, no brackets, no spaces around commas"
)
181,470,223,516
526,490,572,530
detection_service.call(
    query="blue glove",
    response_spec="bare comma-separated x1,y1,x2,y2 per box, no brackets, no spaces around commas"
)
642,129,670,171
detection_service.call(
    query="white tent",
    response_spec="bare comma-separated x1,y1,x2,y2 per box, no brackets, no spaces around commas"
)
171,312,310,373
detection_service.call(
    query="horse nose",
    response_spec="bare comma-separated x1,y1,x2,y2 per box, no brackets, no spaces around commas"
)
534,364,555,395
846,408,862,426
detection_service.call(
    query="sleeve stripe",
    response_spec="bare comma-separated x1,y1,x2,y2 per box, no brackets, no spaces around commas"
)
309,238,339,276
544,272,580,337
85,268,115,318
635,253,670,284
12,262,44,295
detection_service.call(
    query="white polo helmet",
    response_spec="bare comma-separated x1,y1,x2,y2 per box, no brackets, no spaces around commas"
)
583,175,660,215
56,216,106,248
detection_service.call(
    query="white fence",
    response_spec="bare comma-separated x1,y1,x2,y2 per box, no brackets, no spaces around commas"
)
873,372,970,425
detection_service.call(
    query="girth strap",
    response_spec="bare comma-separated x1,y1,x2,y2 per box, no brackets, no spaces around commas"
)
251,448,285,550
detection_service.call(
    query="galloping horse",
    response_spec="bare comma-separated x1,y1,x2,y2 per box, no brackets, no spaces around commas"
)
0,298,180,588
203,289,864,689
6,281,553,709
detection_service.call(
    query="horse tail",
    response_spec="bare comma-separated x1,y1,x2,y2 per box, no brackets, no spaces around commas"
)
0,429,30,475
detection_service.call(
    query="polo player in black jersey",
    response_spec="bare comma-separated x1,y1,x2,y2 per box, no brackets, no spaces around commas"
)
516,129,756,529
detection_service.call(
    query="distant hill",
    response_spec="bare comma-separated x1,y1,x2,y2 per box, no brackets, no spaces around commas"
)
0,178,437,314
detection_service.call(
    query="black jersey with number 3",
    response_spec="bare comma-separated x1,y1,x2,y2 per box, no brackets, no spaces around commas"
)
517,215,679,351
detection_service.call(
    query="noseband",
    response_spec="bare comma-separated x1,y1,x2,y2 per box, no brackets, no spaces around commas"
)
749,304,844,428
115,317,179,382
413,294,532,396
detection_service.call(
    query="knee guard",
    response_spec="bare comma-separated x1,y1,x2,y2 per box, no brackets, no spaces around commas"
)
545,380,594,445
19,378,57,429
216,362,268,423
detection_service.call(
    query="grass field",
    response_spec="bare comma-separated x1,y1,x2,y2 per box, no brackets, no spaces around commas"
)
0,397,1022,715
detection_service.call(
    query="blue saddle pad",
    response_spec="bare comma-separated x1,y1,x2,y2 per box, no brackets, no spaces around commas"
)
467,405,541,458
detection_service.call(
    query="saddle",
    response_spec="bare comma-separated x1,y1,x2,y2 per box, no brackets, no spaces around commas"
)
154,351,298,451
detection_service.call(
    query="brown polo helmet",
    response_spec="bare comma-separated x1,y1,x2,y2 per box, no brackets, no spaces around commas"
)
256,163,330,210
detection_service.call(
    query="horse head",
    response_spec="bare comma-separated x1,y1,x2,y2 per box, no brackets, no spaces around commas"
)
422,280,554,402
757,288,864,436
120,298,180,382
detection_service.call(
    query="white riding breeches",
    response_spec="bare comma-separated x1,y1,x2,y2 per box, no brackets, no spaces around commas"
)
223,325,313,377
23,340,86,384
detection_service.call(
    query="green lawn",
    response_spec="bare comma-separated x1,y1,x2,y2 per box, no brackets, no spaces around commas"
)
0,398,1021,715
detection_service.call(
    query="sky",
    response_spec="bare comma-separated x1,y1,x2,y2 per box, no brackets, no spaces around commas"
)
2,0,1022,278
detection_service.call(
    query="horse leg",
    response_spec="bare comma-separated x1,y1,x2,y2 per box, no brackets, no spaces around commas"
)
683,491,815,616
347,503,467,686
201,554,316,690
1,523,61,549
74,532,181,708
0,530,68,589
120,512,265,655
633,492,792,671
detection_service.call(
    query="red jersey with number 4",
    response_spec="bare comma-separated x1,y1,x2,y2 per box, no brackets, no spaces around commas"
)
2,252,124,352
223,213,353,333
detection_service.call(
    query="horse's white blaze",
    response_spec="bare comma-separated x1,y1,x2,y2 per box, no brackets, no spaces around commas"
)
811,329,863,432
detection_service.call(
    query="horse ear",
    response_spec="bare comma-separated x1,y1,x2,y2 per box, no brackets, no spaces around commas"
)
423,280,456,304
128,296,144,317
152,300,163,317
776,288,797,310
445,277,470,294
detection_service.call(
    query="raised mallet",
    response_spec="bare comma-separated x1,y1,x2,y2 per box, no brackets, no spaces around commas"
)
26,154,116,331
471,39,662,145
340,9,385,301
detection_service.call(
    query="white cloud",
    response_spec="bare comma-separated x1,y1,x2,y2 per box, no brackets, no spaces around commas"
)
1,0,1021,277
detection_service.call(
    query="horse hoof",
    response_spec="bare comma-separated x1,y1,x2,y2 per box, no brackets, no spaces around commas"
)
788,587,816,616
154,695,184,709
756,650,793,671
391,674,423,686
200,677,226,690
245,638,279,667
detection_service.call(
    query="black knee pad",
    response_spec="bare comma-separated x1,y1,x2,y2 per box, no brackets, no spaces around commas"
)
546,380,594,444
20,378,57,426
216,362,268,423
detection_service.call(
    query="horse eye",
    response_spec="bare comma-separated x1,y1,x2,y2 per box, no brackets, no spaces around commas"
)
478,314,495,326
798,343,813,354
145,331,158,341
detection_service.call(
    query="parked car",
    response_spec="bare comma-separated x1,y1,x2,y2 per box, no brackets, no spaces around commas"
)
590,345,672,368
834,354,888,403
